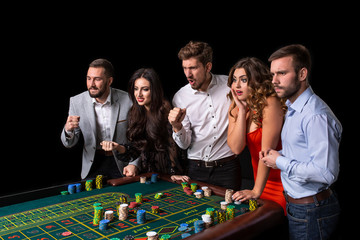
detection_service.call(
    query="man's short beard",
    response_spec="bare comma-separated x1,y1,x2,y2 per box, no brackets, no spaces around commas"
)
88,87,106,98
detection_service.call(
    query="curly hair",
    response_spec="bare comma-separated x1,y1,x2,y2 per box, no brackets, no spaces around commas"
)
227,57,287,127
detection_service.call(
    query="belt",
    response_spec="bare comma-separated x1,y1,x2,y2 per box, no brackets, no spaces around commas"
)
284,189,332,204
189,155,236,168
96,149,113,157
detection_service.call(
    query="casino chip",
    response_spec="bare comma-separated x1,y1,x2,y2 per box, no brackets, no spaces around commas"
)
178,226,187,232
61,231,72,236
124,235,135,240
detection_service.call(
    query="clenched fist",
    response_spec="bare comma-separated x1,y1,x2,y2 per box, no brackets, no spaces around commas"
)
168,107,186,132
65,116,80,132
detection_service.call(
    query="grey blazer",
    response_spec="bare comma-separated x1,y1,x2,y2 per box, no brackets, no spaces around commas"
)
61,88,139,179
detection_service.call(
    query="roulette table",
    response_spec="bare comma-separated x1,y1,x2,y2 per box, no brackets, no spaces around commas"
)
0,173,284,240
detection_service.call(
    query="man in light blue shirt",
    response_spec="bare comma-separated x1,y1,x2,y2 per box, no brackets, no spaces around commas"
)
262,44,342,239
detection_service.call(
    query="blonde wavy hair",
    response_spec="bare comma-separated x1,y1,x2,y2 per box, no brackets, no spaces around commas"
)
227,57,287,127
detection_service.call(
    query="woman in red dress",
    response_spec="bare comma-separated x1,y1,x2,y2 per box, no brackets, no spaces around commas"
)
227,57,287,214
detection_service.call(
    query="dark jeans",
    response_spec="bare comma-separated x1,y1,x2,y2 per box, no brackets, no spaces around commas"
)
188,156,242,190
286,191,340,240
87,154,123,179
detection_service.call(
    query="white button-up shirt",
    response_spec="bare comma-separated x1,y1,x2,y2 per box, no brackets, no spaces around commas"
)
172,73,233,161
93,92,112,148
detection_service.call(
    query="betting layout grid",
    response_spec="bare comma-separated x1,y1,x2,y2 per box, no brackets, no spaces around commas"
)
0,184,250,240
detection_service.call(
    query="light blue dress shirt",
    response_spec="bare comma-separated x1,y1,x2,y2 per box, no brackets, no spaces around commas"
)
276,87,342,199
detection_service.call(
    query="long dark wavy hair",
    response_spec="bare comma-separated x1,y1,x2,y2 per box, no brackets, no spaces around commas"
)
127,68,176,173
227,57,287,127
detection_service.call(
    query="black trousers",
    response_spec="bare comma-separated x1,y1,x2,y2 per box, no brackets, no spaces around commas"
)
87,153,123,179
188,156,242,191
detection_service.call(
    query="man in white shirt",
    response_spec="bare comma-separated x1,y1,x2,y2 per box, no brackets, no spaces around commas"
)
168,41,243,190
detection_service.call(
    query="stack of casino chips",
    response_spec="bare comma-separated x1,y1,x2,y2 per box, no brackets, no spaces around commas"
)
195,189,204,198
154,193,163,199
99,219,110,230
104,210,114,221
225,189,234,203
93,206,103,225
202,186,212,197
194,220,205,233
249,199,258,211
217,209,226,223
220,201,228,210
136,209,146,224
85,180,93,191
115,201,121,215
201,214,212,228
146,231,159,240
119,195,128,204
67,184,76,194
67,183,82,194
96,175,103,189
205,207,215,222
194,192,202,198
178,223,191,232
183,187,193,195
190,183,198,192
151,206,159,214
151,173,158,183
135,193,143,203
181,182,189,189
140,176,147,183
118,203,129,221
75,183,81,192
178,223,192,239
226,205,235,220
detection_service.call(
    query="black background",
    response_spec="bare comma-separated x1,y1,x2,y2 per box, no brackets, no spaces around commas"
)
1,4,356,237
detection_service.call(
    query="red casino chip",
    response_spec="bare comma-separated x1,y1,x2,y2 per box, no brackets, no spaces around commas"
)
61,231,72,236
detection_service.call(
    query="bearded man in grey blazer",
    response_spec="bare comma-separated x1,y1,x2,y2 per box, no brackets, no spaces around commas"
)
61,59,139,179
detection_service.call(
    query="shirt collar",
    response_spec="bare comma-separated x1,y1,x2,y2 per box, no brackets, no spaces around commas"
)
286,86,314,113
191,73,216,94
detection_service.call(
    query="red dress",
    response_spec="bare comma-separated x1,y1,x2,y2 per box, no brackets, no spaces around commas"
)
246,127,286,214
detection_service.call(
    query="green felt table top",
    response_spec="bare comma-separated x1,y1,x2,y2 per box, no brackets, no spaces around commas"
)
0,179,251,240
0,180,177,217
